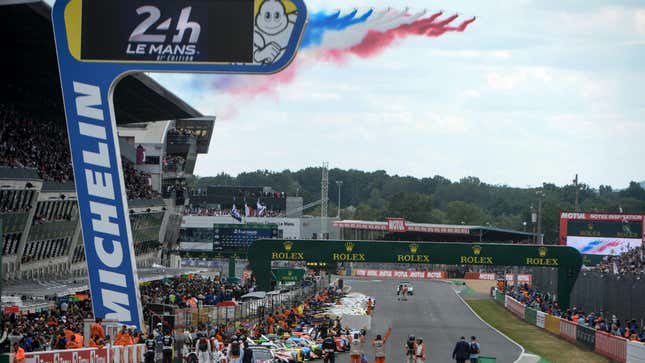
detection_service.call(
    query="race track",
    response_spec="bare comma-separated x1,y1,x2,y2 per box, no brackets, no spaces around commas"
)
334,279,522,363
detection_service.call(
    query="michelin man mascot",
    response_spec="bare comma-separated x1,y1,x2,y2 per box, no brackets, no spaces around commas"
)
254,0,297,64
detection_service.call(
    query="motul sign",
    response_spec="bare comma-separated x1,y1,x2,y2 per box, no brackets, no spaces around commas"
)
387,218,407,232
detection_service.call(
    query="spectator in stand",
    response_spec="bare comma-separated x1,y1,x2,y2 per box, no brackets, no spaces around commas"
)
0,105,73,182
590,246,645,275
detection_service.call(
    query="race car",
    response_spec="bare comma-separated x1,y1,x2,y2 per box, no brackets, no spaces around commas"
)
398,281,414,295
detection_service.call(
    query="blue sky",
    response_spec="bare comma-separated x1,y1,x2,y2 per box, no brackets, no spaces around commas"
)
147,0,645,188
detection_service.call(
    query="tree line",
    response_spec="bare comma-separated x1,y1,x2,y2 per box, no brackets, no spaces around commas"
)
188,168,645,243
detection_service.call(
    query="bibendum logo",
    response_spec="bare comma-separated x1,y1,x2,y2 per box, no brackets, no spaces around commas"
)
127,6,201,61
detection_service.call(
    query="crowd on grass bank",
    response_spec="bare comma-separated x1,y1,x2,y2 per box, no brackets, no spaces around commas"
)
0,276,251,353
507,284,645,342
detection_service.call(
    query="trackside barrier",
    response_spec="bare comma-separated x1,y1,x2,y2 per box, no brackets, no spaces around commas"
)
545,315,561,335
576,324,596,350
536,311,546,329
464,272,495,280
494,290,505,305
12,347,114,363
111,344,145,363
595,330,627,363
559,319,577,343
524,307,537,326
505,295,525,320
478,357,496,362
627,340,645,363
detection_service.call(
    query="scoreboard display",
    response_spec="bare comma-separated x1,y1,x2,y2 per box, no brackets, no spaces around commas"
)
214,223,278,251
560,212,645,256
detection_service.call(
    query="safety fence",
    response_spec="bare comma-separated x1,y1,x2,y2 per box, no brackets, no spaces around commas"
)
2,344,145,363
171,279,326,332
492,289,645,362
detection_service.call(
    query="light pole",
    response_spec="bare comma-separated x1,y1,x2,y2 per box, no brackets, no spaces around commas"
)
336,181,343,218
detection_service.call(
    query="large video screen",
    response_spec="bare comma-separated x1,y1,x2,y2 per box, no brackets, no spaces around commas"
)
214,223,278,251
560,212,644,255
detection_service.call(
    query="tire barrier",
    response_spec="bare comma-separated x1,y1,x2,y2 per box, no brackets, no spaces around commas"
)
576,324,596,350
536,311,546,329
595,331,627,363
628,340,645,363
559,319,578,343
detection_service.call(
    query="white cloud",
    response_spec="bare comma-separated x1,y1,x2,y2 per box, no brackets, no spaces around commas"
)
634,9,645,34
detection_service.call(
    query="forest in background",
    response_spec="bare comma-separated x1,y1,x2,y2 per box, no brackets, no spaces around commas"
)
188,168,645,243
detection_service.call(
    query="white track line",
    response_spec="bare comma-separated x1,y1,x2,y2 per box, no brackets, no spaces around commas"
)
453,288,528,363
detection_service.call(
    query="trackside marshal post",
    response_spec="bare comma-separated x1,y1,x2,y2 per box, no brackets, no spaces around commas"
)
52,0,307,328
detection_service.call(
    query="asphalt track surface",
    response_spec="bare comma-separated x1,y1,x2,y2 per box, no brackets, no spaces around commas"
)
333,279,522,363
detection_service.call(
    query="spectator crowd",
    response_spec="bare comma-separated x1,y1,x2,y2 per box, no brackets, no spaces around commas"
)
0,105,73,183
0,276,251,353
507,284,645,343
123,159,159,200
589,245,645,275
183,207,286,218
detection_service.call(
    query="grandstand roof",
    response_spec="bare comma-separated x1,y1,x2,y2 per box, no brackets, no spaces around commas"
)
334,219,538,243
2,1,203,124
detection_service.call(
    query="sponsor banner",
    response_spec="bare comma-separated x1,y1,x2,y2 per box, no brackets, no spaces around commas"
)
24,348,100,363
536,311,546,328
545,315,561,335
517,274,532,287
505,273,514,284
505,296,525,319
576,324,596,350
387,218,407,232
464,272,496,280
52,0,307,328
353,269,446,280
595,330,627,363
566,236,642,256
627,340,645,363
559,318,578,343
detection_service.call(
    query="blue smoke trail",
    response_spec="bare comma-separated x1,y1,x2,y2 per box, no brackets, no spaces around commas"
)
301,9,373,49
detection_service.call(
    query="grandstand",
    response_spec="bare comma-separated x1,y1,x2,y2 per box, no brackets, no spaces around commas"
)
0,1,214,287
334,218,539,244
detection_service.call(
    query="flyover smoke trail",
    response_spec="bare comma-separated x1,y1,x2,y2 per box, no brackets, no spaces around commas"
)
211,9,475,106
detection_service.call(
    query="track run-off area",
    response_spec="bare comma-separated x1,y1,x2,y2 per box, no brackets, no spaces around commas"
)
334,279,522,363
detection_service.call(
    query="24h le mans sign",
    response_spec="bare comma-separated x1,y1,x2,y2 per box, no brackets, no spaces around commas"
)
52,0,307,328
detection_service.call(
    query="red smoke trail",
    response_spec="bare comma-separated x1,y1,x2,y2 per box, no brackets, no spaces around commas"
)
331,13,475,59
219,13,475,107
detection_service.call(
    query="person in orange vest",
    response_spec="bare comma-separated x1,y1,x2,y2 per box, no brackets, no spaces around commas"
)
115,325,132,346
14,343,25,363
90,318,105,340
88,335,104,349
73,328,84,347
372,328,392,363
66,334,82,349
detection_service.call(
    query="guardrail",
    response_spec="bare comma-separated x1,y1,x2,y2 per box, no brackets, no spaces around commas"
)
492,289,644,362
1,344,145,363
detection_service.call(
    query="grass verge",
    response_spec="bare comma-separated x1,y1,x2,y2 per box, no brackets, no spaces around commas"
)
465,299,612,363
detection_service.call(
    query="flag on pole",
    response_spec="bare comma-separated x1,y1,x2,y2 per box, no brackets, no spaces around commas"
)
231,204,242,222
257,199,266,217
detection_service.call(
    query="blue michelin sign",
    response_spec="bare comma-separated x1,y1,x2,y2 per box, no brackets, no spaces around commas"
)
52,0,307,328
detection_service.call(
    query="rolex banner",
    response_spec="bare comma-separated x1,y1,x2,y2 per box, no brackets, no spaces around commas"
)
272,268,306,282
